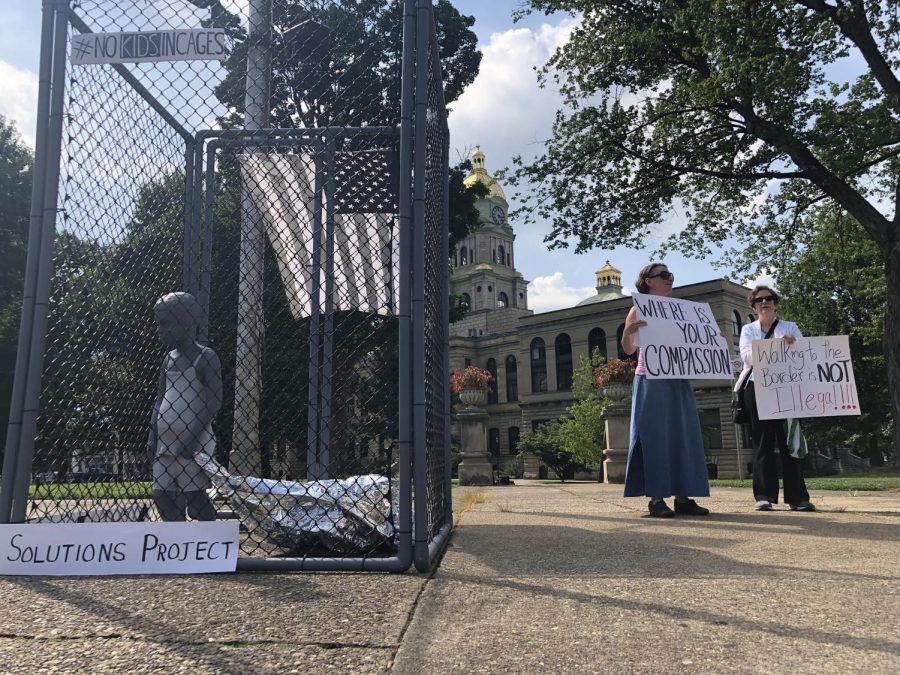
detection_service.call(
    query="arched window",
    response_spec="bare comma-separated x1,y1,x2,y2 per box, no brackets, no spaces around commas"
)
530,338,547,393
453,250,458,267
460,293,470,310
616,323,635,360
486,358,499,404
505,355,518,402
508,426,520,455
731,310,743,346
489,428,501,463
498,245,506,265
555,333,573,390
459,247,467,265
497,291,509,309
469,247,474,264
588,327,607,362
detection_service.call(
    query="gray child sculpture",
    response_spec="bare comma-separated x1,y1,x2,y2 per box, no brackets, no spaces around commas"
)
147,292,222,521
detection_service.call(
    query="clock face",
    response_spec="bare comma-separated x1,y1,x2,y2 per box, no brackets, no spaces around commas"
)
491,205,505,225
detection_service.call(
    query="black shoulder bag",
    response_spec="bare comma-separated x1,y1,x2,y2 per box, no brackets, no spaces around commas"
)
732,320,779,424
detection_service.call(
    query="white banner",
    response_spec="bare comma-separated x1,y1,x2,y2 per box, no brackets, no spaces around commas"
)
632,293,733,380
0,521,239,576
71,29,226,65
751,335,861,420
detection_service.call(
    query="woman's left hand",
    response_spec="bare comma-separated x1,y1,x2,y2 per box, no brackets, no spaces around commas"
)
783,335,797,345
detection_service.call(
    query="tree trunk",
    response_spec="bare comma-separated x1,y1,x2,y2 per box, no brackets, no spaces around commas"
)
883,247,900,462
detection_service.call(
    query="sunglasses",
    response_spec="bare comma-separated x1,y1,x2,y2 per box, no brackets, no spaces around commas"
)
646,270,674,281
752,295,777,305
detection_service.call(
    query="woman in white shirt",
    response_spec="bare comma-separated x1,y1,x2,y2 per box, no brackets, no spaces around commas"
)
736,286,814,512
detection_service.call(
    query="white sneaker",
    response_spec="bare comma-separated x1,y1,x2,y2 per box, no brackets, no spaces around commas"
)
755,500,773,511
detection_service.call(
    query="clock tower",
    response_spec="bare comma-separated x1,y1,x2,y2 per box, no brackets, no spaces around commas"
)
451,146,528,317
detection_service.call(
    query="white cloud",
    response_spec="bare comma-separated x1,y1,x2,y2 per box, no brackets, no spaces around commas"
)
448,19,578,174
528,272,595,312
0,60,38,147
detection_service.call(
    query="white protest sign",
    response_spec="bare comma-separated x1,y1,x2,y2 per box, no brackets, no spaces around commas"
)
0,521,239,576
751,335,861,420
632,292,733,380
71,29,226,65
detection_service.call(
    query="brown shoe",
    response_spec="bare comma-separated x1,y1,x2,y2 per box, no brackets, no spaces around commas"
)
674,498,710,516
648,500,674,518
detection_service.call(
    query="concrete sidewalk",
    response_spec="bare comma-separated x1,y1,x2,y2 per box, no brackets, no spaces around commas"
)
0,483,897,673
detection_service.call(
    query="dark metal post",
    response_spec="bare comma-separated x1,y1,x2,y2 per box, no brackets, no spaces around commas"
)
442,118,453,532
8,2,69,522
393,0,417,568
200,144,218,344
306,141,325,480
231,0,272,475
0,0,59,523
319,131,336,478
412,0,430,568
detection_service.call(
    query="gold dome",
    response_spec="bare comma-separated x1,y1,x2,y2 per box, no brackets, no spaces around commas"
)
577,261,625,306
595,260,622,288
463,145,507,201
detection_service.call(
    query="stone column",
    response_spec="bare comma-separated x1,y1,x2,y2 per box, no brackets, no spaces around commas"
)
457,405,493,486
603,399,631,483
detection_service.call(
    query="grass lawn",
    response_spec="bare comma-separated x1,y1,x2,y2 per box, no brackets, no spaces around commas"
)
710,476,900,491
29,482,154,500
527,475,900,491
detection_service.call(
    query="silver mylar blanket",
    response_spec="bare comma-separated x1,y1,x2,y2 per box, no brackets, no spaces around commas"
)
195,452,398,554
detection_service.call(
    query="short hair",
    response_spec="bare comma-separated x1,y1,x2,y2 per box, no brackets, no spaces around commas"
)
635,262,666,294
154,292,203,329
747,285,781,308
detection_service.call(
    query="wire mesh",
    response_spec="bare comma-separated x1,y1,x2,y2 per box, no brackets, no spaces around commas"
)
419,22,451,550
29,11,187,525
203,132,402,557
10,0,451,566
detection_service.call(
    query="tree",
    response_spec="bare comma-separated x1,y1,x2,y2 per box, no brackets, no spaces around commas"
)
201,0,484,473
514,0,900,454
0,116,33,450
209,0,480,129
558,348,607,469
7,2,484,480
516,421,581,482
778,207,892,463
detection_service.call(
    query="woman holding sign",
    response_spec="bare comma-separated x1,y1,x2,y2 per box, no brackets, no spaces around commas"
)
737,286,815,512
621,263,710,518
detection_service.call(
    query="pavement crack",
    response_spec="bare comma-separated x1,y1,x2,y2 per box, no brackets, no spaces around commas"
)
0,634,396,650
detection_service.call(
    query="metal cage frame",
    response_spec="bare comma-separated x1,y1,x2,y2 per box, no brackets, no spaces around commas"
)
0,0,452,573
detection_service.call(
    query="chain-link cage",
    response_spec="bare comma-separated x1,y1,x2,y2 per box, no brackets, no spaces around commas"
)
1,0,451,572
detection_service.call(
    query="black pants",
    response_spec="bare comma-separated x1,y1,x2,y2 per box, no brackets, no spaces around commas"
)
744,381,810,505
153,489,216,521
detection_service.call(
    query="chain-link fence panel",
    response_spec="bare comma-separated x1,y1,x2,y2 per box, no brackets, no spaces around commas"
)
2,0,453,571
199,130,403,558
413,8,451,571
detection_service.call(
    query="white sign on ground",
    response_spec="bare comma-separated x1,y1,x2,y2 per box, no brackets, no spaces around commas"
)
632,293,733,380
0,521,239,576
751,335,861,420
71,29,226,65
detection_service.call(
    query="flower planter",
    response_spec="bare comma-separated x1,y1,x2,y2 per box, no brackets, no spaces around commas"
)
459,388,487,407
602,383,631,401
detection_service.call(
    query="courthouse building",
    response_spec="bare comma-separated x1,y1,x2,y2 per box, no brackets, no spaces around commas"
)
449,147,756,479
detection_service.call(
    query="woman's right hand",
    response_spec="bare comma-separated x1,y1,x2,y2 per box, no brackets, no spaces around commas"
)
625,320,647,336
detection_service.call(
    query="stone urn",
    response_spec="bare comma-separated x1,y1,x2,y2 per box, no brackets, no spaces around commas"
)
458,388,487,408
602,382,631,402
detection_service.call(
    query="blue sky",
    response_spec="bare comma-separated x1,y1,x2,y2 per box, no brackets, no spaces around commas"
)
0,1,742,312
